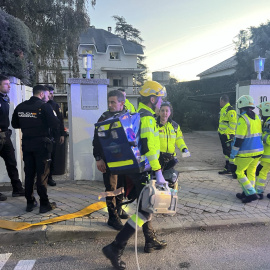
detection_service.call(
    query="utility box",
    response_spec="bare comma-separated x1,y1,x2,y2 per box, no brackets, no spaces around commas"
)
67,78,109,181
236,80,270,114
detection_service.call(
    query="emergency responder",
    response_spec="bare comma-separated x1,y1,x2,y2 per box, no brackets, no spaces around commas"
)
93,90,129,231
218,94,237,175
0,74,25,201
256,102,270,199
157,101,190,172
11,85,60,213
229,95,264,203
45,85,65,186
102,81,167,270
118,88,136,113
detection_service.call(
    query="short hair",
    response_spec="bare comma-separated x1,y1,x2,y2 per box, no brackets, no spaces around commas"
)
0,74,9,84
160,101,173,118
44,84,54,91
33,85,49,96
108,90,125,102
117,88,126,93
139,95,155,105
220,94,229,103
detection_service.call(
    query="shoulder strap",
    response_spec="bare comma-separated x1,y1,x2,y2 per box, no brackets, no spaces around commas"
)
171,120,179,133
139,108,153,118
226,105,234,112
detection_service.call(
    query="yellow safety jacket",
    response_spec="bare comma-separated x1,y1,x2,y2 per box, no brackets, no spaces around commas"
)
158,120,187,155
231,113,264,158
218,103,237,135
137,102,161,171
125,98,136,113
261,116,270,163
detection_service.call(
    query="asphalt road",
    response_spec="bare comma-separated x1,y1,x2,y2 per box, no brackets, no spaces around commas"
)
1,224,270,270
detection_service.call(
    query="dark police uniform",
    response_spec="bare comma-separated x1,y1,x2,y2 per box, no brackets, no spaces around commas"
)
11,96,60,207
93,109,127,229
0,92,24,195
47,99,65,183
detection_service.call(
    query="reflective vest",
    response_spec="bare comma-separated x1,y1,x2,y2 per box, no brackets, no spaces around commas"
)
261,117,270,163
218,103,237,135
232,113,264,157
125,98,136,113
137,102,161,171
158,120,187,154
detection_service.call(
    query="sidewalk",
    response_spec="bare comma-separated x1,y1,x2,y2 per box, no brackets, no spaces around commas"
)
1,131,270,245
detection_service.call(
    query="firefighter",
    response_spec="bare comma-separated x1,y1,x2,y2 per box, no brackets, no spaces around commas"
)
218,94,237,175
229,95,264,203
256,102,270,199
157,101,189,184
118,88,136,113
102,81,167,270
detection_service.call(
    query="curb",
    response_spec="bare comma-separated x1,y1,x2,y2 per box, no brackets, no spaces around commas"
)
1,218,270,246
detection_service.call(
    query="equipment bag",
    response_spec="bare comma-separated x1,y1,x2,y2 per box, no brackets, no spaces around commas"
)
95,112,146,174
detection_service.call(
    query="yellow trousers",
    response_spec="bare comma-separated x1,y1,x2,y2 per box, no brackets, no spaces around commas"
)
235,157,260,196
256,161,270,194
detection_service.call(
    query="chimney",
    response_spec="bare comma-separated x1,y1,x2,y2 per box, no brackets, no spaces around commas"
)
108,27,112,32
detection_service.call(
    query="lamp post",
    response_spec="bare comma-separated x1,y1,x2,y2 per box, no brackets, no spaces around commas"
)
254,56,266,80
80,53,93,79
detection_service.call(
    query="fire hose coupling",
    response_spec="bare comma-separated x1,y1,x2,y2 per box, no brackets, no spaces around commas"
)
141,179,178,215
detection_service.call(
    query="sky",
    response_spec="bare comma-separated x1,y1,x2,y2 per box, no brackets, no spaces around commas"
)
88,0,270,81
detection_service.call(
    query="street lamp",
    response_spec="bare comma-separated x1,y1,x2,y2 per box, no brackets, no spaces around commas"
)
80,53,93,79
254,56,266,80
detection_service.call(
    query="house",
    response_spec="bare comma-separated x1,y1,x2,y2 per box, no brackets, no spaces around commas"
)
197,56,237,79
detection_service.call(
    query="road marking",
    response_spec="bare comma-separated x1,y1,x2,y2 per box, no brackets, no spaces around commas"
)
0,253,12,269
14,260,36,270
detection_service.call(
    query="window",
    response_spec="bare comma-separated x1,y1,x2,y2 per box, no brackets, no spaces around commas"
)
113,79,122,87
110,52,120,60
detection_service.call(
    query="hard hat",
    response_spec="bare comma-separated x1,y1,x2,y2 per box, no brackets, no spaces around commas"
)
139,81,166,97
236,95,255,109
257,101,270,117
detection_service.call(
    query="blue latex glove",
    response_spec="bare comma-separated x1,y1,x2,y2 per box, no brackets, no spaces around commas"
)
155,170,166,185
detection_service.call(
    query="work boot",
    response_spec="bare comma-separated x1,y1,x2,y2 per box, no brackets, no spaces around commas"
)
48,178,56,186
39,202,57,213
236,192,246,200
107,216,124,231
102,241,126,270
258,193,264,200
144,231,167,253
26,198,38,212
241,194,258,203
267,193,270,199
218,169,231,175
118,208,129,219
12,188,25,197
0,193,7,201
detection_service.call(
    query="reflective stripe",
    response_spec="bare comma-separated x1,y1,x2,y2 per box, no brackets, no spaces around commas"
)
246,133,262,138
262,155,270,159
257,178,267,184
235,135,245,139
147,154,158,161
98,121,121,131
232,146,240,151
263,134,269,144
177,136,183,140
239,177,248,184
229,126,235,130
107,159,134,168
231,122,237,126
128,213,151,229
141,127,155,134
238,148,264,154
179,144,186,149
242,115,251,136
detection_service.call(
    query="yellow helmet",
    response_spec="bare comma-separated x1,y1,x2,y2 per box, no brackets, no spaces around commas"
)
257,101,270,117
139,81,166,97
236,95,255,109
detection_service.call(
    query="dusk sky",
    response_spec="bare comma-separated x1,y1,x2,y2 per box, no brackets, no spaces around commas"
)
88,0,270,81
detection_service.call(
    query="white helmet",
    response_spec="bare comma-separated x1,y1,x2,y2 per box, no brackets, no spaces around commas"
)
257,101,270,117
236,95,255,109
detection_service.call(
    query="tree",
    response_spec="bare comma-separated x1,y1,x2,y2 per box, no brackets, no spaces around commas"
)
0,0,96,85
0,10,35,85
234,21,270,81
112,15,147,86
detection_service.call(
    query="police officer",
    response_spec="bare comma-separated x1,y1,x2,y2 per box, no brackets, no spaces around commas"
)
0,74,25,201
230,95,263,203
102,81,167,270
218,94,237,175
45,85,65,186
118,88,136,113
93,90,129,231
11,85,60,213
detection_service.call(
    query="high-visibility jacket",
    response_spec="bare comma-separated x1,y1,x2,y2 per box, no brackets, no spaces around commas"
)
218,103,237,135
137,102,161,171
125,98,136,113
231,112,264,158
261,116,270,163
158,120,187,155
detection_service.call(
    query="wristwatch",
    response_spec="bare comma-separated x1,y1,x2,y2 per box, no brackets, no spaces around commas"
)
95,156,102,161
